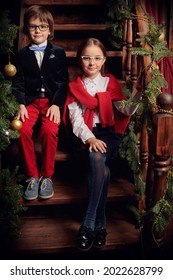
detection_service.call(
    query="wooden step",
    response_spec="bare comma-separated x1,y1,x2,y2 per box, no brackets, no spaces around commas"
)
12,208,140,255
54,24,108,31
20,177,138,207
25,0,104,6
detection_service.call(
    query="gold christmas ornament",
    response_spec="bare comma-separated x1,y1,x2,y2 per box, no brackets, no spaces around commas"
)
158,32,165,42
4,62,17,77
11,119,22,130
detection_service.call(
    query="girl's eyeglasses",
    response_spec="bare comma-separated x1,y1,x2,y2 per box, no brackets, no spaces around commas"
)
81,56,105,63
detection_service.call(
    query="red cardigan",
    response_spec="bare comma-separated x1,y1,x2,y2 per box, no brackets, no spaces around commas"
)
63,74,130,134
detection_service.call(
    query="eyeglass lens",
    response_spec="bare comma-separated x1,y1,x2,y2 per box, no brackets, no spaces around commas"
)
28,24,49,31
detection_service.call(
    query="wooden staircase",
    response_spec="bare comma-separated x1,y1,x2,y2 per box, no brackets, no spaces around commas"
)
6,139,141,258
3,0,142,258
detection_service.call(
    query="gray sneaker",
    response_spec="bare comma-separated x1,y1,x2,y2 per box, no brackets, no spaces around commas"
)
24,177,39,200
38,177,54,199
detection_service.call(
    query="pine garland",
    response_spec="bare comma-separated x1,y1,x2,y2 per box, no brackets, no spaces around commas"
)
152,159,173,236
118,117,145,198
105,0,135,49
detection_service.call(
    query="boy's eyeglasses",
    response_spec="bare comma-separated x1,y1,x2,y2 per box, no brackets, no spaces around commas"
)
81,56,105,63
27,24,49,32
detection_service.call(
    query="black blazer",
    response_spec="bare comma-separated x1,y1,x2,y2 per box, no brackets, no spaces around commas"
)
12,42,69,107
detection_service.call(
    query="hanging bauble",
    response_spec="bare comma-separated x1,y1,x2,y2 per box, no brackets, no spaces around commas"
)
11,118,22,130
153,62,159,70
4,130,10,137
158,32,165,42
3,129,11,137
4,62,17,77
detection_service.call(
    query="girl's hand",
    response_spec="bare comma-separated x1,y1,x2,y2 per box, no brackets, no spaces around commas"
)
87,137,107,153
46,105,60,124
16,104,29,122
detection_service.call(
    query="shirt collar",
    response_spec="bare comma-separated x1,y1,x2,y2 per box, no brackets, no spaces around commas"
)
82,73,102,85
30,40,47,48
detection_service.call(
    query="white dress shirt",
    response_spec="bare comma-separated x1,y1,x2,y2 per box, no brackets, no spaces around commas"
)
31,41,47,93
68,73,141,143
31,40,47,68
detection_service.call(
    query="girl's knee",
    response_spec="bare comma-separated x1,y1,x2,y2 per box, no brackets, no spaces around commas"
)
88,151,106,164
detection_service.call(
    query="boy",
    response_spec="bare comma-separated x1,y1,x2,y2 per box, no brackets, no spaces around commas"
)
12,5,69,200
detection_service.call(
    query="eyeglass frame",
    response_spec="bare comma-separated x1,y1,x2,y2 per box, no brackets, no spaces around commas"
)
27,24,49,32
81,56,105,63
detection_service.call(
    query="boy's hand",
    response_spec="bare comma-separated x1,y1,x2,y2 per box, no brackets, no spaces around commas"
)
87,137,107,153
16,104,29,122
46,105,60,124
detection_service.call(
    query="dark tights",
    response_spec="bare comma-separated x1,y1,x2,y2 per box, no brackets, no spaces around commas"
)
79,125,122,231
82,151,110,230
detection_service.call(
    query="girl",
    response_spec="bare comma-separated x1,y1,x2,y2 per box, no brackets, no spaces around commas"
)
63,38,141,251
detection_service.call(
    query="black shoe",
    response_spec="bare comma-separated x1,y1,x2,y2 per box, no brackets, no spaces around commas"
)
93,228,107,249
76,226,95,251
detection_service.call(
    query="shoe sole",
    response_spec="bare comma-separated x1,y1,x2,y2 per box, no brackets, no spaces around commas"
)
93,243,105,249
38,191,54,200
76,240,94,251
23,195,38,201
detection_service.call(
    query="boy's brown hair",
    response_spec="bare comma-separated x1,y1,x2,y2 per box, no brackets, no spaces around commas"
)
22,5,54,40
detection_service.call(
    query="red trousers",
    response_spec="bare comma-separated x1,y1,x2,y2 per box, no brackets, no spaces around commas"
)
18,98,59,179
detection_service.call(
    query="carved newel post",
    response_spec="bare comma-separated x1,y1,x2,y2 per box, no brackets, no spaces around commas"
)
152,93,173,205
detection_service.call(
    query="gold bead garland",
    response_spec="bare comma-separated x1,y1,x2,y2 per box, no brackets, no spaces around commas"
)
156,108,173,115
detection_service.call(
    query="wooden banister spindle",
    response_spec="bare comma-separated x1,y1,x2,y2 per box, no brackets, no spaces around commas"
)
131,55,138,92
126,19,133,81
153,157,170,204
140,121,148,182
122,19,128,80
131,21,138,92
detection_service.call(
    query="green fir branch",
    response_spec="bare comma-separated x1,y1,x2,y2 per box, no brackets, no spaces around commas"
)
152,42,172,61
0,167,26,239
0,10,18,54
152,198,173,233
105,0,135,49
131,48,152,56
118,117,145,198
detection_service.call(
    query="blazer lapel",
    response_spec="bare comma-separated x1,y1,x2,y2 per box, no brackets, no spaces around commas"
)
41,44,53,70
26,47,41,71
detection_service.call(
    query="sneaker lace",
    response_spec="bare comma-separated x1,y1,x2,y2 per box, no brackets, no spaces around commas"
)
40,178,47,190
39,177,52,190
26,177,37,190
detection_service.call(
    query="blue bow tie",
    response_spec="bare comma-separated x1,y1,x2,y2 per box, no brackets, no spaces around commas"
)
29,46,46,51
